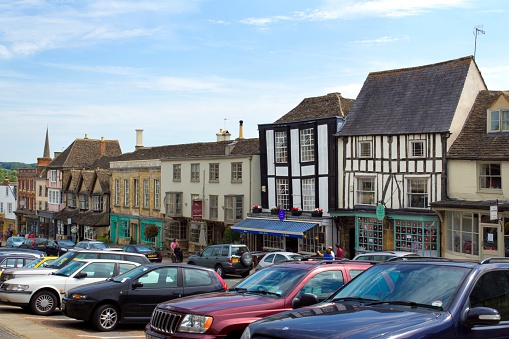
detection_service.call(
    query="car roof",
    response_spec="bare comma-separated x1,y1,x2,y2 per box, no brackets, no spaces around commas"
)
270,259,373,270
354,251,418,257
73,258,141,264
69,248,145,256
262,252,300,256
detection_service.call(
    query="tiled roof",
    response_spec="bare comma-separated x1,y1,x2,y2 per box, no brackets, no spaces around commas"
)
94,169,111,194
47,138,122,169
338,56,483,136
56,208,109,226
79,170,95,195
448,90,509,160
274,92,355,123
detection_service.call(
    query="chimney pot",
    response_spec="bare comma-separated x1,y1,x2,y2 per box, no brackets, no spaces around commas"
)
135,129,144,149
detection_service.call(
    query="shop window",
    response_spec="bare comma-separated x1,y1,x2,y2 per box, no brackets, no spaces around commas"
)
357,217,383,252
263,235,284,251
395,220,439,257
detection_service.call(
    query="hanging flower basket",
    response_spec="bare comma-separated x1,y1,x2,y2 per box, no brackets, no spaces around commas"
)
270,207,280,215
311,208,323,217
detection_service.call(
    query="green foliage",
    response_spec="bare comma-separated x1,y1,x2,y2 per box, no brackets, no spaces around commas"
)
0,168,17,183
222,226,240,244
0,162,36,183
97,235,110,243
144,224,159,238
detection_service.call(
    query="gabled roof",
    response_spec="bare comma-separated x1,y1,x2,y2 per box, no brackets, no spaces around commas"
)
113,138,259,162
79,170,95,195
94,169,111,194
337,56,485,136
273,92,355,124
448,90,509,160
46,138,122,169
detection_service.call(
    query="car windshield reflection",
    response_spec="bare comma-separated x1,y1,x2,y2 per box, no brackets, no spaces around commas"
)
54,261,87,277
111,265,150,282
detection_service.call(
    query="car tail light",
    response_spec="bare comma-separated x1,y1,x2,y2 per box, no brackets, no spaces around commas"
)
228,258,232,264
157,252,162,259
31,239,35,247
215,272,228,291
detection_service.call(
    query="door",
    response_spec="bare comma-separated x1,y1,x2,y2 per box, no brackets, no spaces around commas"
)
481,223,501,259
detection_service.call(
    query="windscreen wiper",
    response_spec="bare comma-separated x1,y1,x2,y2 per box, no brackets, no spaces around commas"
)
367,300,443,311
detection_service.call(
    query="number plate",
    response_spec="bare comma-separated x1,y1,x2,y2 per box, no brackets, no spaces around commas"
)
148,254,156,257
232,257,239,263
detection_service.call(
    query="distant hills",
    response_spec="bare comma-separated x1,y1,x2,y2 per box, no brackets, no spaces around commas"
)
0,162,36,183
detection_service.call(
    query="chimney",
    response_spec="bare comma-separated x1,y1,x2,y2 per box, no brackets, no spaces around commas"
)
216,128,231,142
135,129,144,149
238,120,244,139
100,136,106,155
84,134,88,139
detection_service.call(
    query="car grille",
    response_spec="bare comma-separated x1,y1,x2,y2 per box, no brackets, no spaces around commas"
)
150,309,181,334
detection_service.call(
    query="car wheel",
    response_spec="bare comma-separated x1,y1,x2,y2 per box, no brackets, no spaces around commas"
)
92,304,119,332
240,252,253,267
30,290,57,315
215,265,225,278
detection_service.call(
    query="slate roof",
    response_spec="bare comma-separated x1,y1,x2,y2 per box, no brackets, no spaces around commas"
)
113,138,259,162
448,90,509,160
337,56,484,136
46,138,122,169
274,92,355,123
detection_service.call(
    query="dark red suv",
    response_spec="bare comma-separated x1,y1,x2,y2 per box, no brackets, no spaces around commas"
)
145,259,373,338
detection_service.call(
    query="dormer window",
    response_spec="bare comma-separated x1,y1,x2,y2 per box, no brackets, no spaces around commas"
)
488,109,509,132
358,141,372,158
409,140,425,158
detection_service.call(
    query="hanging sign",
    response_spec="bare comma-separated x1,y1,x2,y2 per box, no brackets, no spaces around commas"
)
376,203,386,221
490,204,498,221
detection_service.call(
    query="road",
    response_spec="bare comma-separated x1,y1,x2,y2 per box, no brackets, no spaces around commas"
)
0,273,244,339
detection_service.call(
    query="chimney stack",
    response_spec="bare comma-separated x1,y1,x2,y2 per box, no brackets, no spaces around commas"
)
238,120,244,139
216,128,231,142
100,136,105,155
135,129,144,149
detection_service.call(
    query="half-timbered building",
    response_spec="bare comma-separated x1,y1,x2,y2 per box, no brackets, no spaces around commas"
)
333,56,486,258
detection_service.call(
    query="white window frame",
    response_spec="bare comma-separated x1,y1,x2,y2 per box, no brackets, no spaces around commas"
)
300,128,315,162
48,189,62,205
478,163,502,190
276,179,289,210
191,163,200,182
134,179,139,207
488,109,509,132
302,178,315,211
406,177,429,209
79,194,89,210
115,179,120,205
209,195,218,219
275,131,288,163
143,179,149,208
356,176,376,205
409,140,425,158
173,164,181,182
165,192,182,215
124,179,129,207
231,162,242,182
358,141,372,158
92,195,103,212
209,163,219,182
154,179,160,209
225,195,243,221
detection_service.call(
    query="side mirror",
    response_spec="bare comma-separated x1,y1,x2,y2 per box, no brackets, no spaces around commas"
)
75,272,87,279
132,281,143,289
291,293,319,308
464,307,501,327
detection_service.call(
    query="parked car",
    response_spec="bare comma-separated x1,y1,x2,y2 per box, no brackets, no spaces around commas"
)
187,244,253,277
6,236,26,248
122,244,162,263
255,251,304,271
0,247,47,257
0,252,44,276
74,240,108,250
241,257,509,339
145,259,374,338
0,249,150,282
44,239,75,256
63,263,228,331
19,237,48,251
22,256,58,269
0,258,140,316
352,251,420,262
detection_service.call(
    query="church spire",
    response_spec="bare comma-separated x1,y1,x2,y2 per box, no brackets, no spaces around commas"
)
43,126,50,158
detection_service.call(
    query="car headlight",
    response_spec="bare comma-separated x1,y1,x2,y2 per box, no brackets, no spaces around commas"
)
69,293,87,300
4,284,29,291
178,314,213,333
240,325,251,339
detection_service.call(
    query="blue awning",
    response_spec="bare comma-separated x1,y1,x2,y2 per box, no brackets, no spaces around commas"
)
231,218,318,238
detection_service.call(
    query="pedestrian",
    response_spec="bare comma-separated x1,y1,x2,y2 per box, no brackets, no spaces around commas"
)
170,238,180,262
0,231,3,247
174,243,183,263
316,246,335,260
335,243,345,259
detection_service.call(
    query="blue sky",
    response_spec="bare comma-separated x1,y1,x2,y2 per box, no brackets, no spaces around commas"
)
1,0,507,163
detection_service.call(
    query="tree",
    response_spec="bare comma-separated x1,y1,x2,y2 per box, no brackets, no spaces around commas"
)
144,224,159,238
222,226,240,244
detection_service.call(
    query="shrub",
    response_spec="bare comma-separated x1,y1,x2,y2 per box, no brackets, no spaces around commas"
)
144,224,159,238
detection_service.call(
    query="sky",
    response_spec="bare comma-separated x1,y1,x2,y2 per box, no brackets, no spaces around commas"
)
1,0,508,163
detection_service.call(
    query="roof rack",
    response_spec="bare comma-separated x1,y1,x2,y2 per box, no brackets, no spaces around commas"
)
479,257,509,264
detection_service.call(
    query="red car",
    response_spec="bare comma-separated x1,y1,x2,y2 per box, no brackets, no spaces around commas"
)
145,259,373,338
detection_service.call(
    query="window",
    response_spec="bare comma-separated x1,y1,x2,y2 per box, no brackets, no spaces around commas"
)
134,179,139,207
263,235,285,251
357,217,384,252
173,164,181,182
302,179,315,211
184,267,213,287
0,203,3,213
79,194,89,210
154,179,160,209
488,109,509,132
357,177,375,205
446,211,478,255
470,270,509,321
120,220,130,238
409,140,425,158
48,189,62,204
165,192,182,215
4,187,7,197
189,223,201,243
7,203,12,213
92,195,103,212
50,170,57,182
209,163,219,182
166,220,186,241
138,267,178,288
276,179,289,210
275,131,288,163
300,128,314,162
115,179,120,205
225,195,243,221
67,193,77,208
143,179,149,208
38,185,42,197
124,179,129,206
209,195,218,219
359,141,372,158
231,163,242,182
299,270,345,302
406,178,429,208
191,163,200,182
479,163,502,189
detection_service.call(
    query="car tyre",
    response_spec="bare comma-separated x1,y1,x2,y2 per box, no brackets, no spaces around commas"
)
240,252,253,267
30,290,57,316
92,304,119,332
215,264,225,278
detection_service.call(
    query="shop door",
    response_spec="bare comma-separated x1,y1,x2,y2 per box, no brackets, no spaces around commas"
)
481,223,501,259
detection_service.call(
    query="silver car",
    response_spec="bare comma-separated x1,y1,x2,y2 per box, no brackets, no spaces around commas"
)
6,236,25,248
187,244,253,278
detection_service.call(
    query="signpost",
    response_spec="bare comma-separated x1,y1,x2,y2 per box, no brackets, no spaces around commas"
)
278,209,286,221
376,203,386,221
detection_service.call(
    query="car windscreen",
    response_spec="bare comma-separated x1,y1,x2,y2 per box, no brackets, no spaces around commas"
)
112,265,150,282
54,260,88,277
24,258,43,268
47,251,75,268
331,263,470,310
58,240,75,246
232,246,249,256
90,243,107,249
134,245,154,253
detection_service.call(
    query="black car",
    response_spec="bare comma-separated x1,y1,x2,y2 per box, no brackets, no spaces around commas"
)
122,244,162,263
18,238,48,252
62,263,228,331
241,257,509,339
44,239,76,256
